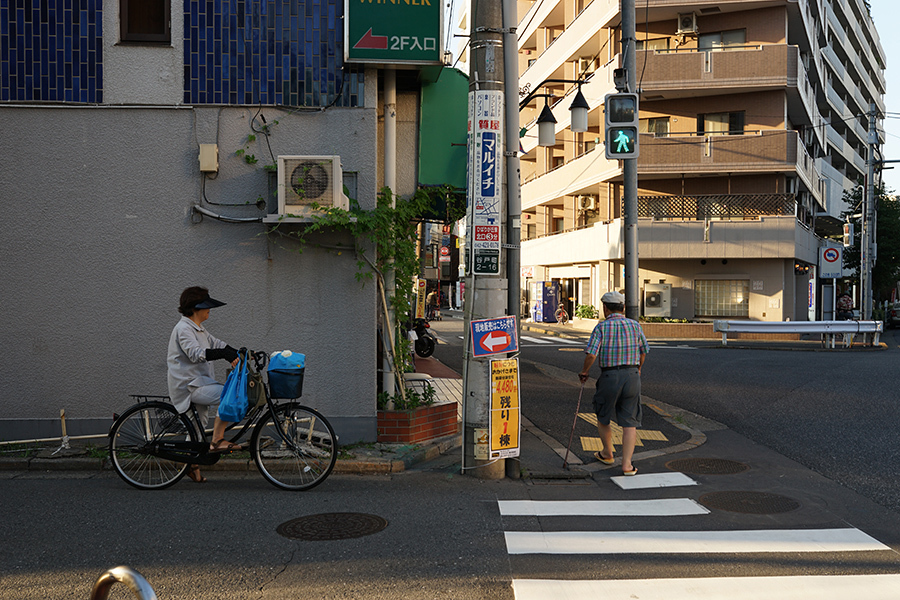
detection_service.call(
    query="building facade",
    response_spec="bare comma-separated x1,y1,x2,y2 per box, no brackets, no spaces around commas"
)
517,0,884,321
0,0,424,441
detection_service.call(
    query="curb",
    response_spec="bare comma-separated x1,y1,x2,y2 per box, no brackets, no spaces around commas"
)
0,435,462,475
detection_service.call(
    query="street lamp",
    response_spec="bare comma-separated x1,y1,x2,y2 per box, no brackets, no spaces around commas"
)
536,101,557,147
520,79,591,146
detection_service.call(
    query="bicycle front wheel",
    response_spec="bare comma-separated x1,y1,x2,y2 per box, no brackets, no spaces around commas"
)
109,401,198,490
251,404,337,491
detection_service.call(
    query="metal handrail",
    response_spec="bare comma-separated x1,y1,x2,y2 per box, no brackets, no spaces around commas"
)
90,566,158,600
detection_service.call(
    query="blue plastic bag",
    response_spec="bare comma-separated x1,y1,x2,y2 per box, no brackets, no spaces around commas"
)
218,354,250,422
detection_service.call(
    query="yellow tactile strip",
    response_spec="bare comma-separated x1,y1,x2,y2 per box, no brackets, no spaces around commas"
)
577,412,669,450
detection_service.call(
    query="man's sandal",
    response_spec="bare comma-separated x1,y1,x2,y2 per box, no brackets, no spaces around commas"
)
209,439,243,453
594,452,615,465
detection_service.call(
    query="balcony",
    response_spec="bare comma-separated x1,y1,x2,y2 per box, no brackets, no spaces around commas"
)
521,147,620,210
637,130,798,177
636,45,807,99
522,219,624,266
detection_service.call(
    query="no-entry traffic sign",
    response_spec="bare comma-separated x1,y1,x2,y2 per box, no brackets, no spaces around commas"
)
471,315,518,358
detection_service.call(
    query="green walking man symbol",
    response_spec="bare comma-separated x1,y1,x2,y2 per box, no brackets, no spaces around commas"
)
614,129,632,153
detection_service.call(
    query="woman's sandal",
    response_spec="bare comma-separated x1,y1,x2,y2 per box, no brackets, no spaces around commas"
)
209,439,244,453
187,465,207,483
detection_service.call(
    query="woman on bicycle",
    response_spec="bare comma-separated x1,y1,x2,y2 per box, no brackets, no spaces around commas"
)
167,286,242,482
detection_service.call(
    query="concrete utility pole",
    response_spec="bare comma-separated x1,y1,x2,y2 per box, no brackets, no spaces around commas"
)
862,102,878,320
463,0,506,479
621,0,639,319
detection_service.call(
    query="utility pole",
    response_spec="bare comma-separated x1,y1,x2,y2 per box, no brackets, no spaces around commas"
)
621,0,639,319
503,0,521,335
463,0,507,479
382,68,397,405
862,102,878,321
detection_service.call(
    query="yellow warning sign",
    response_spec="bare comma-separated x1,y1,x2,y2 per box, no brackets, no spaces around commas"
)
490,358,520,459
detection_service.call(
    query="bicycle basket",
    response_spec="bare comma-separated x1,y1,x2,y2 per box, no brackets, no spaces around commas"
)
267,351,306,398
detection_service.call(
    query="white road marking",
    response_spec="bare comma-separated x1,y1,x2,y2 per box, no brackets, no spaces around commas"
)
503,528,889,555
548,337,581,344
498,498,709,517
512,574,900,600
611,472,698,489
520,336,553,344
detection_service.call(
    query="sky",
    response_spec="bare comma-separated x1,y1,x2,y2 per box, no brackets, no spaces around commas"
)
870,1,899,194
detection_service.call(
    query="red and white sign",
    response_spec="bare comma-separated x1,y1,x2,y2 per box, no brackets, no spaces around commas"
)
474,225,499,242
479,330,511,353
440,246,450,256
819,246,842,279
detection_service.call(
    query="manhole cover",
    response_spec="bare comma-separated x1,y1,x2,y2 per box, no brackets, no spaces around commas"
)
666,458,750,475
276,513,388,541
699,491,801,514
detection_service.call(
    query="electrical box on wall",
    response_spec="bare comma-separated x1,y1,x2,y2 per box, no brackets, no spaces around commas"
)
199,144,218,173
644,283,672,318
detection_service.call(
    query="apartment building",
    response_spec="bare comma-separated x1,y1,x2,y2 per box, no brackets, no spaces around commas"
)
517,0,885,321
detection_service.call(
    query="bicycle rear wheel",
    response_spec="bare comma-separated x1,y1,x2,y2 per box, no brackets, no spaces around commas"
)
109,401,198,490
251,404,337,491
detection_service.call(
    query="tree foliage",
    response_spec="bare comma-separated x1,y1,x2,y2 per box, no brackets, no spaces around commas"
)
840,184,900,301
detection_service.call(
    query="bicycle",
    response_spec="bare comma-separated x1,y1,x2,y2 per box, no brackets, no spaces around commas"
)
108,350,337,491
555,304,569,325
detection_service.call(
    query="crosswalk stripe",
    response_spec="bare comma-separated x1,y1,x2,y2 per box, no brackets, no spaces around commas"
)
520,336,552,344
611,472,698,489
499,498,709,517
512,574,900,600
503,528,889,555
548,337,581,344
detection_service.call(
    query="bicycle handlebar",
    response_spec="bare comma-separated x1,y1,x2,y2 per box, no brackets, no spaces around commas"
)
239,348,270,371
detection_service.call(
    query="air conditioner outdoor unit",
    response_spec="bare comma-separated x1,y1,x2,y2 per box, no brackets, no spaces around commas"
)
577,195,597,210
577,57,597,75
677,12,698,34
277,155,348,217
644,283,672,318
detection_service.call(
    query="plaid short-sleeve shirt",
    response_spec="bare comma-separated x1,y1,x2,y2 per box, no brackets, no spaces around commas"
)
585,313,649,367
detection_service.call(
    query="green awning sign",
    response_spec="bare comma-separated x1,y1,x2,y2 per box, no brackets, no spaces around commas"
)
345,0,443,65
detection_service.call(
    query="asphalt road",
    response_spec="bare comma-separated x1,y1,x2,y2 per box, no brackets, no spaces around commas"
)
430,320,900,515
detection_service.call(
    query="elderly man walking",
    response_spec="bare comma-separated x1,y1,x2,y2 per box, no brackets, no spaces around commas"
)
578,291,649,476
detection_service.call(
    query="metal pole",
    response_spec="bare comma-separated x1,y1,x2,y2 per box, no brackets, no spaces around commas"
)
503,0,521,330
383,68,397,402
622,0,639,318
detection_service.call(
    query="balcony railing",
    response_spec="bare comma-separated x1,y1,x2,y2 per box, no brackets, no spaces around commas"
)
637,193,796,221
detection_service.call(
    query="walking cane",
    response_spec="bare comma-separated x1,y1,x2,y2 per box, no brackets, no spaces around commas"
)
562,380,586,470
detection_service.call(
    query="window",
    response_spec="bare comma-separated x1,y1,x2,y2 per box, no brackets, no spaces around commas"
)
639,117,670,136
552,217,565,233
698,111,744,135
121,0,170,44
636,38,669,51
699,29,746,51
695,280,749,317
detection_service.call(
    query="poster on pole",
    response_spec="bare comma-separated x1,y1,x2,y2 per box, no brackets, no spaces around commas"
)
468,89,504,275
414,278,427,319
490,358,520,459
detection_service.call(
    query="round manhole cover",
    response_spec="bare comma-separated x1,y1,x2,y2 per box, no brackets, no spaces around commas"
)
699,491,801,514
666,458,750,475
277,513,388,541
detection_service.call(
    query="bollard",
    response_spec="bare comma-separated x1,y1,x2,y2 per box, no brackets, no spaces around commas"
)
89,566,158,600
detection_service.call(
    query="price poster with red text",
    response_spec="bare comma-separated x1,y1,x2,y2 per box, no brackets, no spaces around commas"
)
489,358,520,459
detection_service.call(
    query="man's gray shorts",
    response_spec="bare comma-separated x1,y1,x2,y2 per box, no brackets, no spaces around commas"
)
593,367,642,428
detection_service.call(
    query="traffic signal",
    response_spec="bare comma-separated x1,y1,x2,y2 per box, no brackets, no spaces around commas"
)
604,93,639,159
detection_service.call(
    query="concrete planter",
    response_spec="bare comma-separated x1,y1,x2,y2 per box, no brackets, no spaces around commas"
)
377,401,460,444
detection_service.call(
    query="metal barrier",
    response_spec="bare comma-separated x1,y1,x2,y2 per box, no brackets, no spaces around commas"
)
90,567,158,600
713,320,883,348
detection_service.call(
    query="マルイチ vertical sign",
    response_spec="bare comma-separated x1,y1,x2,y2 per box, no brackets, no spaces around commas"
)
345,0,443,65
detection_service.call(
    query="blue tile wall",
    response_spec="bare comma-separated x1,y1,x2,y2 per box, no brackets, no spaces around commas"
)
0,0,103,103
184,0,363,107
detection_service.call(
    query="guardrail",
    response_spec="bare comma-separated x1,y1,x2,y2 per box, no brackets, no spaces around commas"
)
90,567,157,600
713,320,883,348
